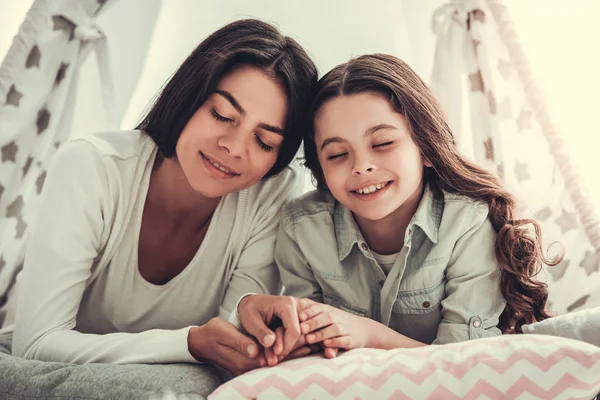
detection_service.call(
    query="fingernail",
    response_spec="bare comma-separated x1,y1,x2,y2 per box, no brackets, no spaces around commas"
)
259,358,266,367
300,313,307,321
264,333,275,346
307,334,315,342
247,344,257,357
301,323,309,333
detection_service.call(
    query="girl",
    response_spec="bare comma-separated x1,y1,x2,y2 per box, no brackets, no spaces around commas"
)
6,19,317,376
275,53,560,357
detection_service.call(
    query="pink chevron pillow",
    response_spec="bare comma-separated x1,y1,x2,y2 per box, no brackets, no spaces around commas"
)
209,334,600,399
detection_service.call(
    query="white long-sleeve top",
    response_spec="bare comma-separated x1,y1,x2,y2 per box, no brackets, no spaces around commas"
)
8,130,300,364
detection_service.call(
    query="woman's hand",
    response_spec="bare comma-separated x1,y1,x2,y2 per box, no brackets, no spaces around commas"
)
265,326,322,364
238,295,315,361
299,303,370,353
187,317,266,376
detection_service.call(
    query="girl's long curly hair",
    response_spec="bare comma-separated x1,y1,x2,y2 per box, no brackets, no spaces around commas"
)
303,54,562,333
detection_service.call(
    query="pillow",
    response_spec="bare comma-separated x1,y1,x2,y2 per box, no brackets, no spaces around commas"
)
0,333,228,399
210,334,600,399
523,306,600,347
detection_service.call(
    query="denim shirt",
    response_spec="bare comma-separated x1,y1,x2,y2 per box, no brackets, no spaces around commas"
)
274,184,505,345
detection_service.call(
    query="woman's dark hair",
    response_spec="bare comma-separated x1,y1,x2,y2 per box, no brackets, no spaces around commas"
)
136,19,318,178
304,54,562,334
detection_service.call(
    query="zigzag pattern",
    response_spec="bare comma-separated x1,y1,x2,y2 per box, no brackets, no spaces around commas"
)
209,335,600,399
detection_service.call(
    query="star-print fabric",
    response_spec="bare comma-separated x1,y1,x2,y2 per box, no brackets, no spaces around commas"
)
431,0,600,314
0,0,110,317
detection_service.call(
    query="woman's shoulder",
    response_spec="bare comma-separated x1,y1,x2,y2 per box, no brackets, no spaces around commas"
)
48,130,155,198
62,130,153,161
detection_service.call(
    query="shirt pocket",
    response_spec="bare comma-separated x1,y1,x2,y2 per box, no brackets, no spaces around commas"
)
393,278,446,315
323,292,367,317
390,279,446,344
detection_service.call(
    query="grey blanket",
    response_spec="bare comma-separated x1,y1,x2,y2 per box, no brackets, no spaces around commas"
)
0,332,228,399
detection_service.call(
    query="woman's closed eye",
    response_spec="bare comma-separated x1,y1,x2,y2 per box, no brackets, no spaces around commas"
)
254,134,274,152
211,109,233,123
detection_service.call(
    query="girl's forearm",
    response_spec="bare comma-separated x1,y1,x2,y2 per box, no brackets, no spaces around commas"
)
365,318,426,350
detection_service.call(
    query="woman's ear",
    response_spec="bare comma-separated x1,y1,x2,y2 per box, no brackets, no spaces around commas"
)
423,156,433,168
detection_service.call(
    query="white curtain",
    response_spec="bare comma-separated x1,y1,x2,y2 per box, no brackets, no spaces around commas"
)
0,0,121,311
430,0,600,314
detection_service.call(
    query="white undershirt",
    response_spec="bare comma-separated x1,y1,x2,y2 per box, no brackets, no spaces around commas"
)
371,249,401,276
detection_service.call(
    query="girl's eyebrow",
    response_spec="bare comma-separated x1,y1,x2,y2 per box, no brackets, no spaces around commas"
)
320,123,397,151
214,89,284,135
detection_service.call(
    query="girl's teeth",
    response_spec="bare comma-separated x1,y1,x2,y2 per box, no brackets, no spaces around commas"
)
356,182,387,194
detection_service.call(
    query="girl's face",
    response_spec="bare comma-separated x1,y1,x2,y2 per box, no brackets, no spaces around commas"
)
314,92,431,221
176,65,288,198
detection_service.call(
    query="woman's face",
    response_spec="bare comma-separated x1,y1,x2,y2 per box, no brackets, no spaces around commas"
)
176,65,288,198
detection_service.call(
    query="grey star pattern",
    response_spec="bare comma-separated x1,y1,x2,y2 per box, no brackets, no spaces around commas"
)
472,9,486,23
497,162,504,180
37,108,50,134
0,256,5,271
55,62,69,86
488,91,497,115
0,183,4,202
535,206,552,222
36,171,47,194
1,142,18,163
580,251,600,276
517,109,532,132
498,59,512,80
472,38,481,49
16,217,27,239
6,196,23,218
483,137,494,161
22,156,33,176
5,84,23,106
469,70,484,93
26,45,41,68
52,15,75,41
514,161,530,182
555,208,579,234
567,295,590,312
548,259,569,281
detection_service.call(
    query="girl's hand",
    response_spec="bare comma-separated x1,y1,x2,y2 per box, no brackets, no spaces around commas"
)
299,303,369,351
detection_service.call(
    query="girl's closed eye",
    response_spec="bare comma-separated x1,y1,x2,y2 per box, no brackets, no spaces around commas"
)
211,109,233,123
373,141,393,148
327,152,348,160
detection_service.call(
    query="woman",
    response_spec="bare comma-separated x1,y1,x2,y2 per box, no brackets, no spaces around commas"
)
8,18,317,376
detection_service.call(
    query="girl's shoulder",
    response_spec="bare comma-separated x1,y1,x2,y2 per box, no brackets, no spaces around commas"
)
438,189,492,236
280,189,336,227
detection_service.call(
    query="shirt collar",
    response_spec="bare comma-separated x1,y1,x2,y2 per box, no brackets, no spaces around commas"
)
333,183,442,262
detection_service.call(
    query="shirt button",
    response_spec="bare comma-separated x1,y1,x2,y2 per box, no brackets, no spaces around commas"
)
473,320,481,328
360,243,369,251
423,301,431,308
